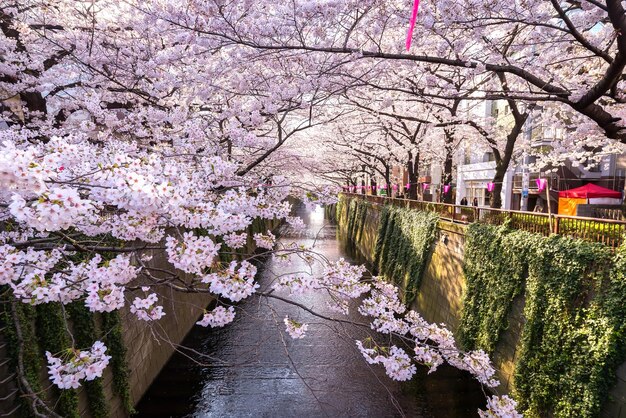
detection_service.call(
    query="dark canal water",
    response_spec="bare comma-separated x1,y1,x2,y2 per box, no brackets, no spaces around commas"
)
135,205,486,417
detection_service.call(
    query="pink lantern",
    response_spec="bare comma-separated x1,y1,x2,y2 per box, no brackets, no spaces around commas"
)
422,183,429,191
487,182,496,192
536,178,547,192
392,184,398,191
443,184,451,194
405,183,410,190
405,0,421,50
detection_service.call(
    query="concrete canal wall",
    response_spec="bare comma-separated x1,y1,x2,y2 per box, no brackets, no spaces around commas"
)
334,195,626,418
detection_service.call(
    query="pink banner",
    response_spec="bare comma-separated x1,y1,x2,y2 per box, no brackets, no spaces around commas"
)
405,0,421,50
536,178,547,192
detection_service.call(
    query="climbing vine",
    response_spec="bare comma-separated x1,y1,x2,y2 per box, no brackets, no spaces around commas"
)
0,292,43,418
102,311,135,414
459,223,538,353
373,205,438,304
345,198,369,243
35,303,80,418
458,222,626,418
66,303,109,418
324,203,338,223
515,235,622,418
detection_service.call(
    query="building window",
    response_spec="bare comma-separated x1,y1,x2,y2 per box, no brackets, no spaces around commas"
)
482,152,495,162
466,181,488,206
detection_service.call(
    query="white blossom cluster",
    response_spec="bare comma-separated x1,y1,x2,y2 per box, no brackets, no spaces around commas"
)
46,342,111,389
130,292,166,321
196,306,236,328
284,316,308,339
357,277,499,387
479,395,523,418
165,232,221,274
201,261,259,302
253,231,276,250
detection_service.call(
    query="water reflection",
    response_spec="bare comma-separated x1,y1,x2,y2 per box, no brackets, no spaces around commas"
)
135,203,485,417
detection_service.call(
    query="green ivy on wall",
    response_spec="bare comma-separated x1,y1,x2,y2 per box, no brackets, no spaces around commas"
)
373,205,438,304
515,235,621,418
35,303,80,418
458,222,626,418
102,311,135,414
324,203,338,223
0,295,44,418
345,198,369,243
66,302,109,418
459,223,538,353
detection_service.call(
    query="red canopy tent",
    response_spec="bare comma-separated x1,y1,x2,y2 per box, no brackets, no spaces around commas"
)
558,183,622,215
558,183,622,199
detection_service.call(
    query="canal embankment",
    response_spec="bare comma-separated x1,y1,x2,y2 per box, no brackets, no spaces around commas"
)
333,194,626,418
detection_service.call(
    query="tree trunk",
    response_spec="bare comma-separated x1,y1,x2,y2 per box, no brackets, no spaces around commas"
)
442,148,454,203
407,152,419,200
385,166,391,196
489,112,530,208
490,162,506,208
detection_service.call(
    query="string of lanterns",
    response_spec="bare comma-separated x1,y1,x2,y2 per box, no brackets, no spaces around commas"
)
343,178,548,194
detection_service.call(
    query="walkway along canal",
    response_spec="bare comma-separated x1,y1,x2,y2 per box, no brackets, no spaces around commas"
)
135,204,486,417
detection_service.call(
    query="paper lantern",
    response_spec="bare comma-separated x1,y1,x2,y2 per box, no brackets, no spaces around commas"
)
422,183,429,190
487,182,495,192
405,183,410,190
443,184,451,194
536,178,547,192
392,184,398,191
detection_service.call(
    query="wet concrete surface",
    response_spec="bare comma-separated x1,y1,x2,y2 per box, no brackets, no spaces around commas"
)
135,206,486,417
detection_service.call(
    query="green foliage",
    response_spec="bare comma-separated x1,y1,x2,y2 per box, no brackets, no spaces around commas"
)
345,198,369,243
515,235,621,418
458,222,626,418
459,224,538,353
66,303,109,418
35,303,80,418
324,203,338,223
102,311,135,414
0,295,43,418
373,205,438,304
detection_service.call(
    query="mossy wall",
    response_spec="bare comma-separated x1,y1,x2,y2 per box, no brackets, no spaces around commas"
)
335,195,626,418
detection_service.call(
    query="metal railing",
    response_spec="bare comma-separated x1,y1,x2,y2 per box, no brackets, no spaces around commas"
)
342,193,626,249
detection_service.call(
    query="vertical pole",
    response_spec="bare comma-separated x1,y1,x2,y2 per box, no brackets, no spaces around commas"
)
546,183,554,233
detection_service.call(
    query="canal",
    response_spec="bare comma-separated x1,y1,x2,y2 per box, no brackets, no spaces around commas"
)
135,205,486,417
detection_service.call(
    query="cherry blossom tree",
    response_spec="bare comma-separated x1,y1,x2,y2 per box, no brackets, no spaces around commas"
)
1,1,584,417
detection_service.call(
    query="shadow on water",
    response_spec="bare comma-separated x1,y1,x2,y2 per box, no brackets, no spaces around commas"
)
135,203,486,418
